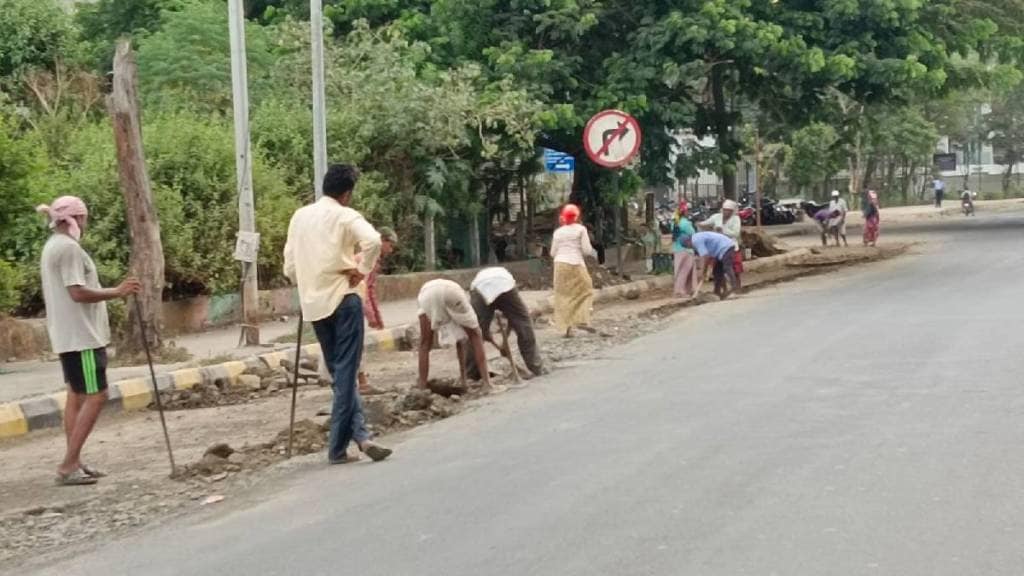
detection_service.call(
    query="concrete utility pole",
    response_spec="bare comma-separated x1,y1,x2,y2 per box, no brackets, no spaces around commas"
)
310,0,328,199
228,0,260,345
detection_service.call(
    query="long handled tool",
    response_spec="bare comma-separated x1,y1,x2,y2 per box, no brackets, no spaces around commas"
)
286,312,304,458
133,296,176,477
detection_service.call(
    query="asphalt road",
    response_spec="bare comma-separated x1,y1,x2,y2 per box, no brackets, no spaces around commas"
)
25,213,1024,576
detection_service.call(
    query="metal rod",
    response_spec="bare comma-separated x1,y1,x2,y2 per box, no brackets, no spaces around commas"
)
133,296,176,476
287,312,304,458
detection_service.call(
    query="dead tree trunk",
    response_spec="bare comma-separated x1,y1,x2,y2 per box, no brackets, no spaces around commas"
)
108,40,165,353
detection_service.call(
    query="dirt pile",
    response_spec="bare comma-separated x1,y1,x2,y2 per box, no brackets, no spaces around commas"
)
363,389,463,432
742,228,788,257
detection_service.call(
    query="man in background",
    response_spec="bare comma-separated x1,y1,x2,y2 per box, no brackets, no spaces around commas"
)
37,196,141,486
933,177,945,208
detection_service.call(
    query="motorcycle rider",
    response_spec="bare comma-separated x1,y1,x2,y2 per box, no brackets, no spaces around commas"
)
961,189,975,216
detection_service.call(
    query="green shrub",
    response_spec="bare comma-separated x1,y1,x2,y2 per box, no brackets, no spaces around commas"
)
51,113,299,298
0,260,23,315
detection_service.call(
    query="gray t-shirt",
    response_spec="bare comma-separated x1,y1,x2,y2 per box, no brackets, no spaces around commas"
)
40,234,111,354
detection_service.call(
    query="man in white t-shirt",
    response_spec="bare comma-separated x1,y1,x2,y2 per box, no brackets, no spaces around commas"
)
465,267,545,380
37,196,141,486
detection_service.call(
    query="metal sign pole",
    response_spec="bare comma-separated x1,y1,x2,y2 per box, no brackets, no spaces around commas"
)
311,0,327,200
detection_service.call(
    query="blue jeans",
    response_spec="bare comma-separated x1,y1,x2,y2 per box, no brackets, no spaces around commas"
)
312,294,369,462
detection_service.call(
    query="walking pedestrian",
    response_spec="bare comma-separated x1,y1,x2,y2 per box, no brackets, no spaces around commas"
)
465,267,546,381
684,231,740,300
828,190,849,247
671,201,701,299
550,204,596,337
933,177,945,208
862,189,881,247
37,196,142,486
700,199,743,288
416,279,493,390
283,164,392,465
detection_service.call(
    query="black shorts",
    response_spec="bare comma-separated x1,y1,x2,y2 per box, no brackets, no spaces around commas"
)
59,348,109,395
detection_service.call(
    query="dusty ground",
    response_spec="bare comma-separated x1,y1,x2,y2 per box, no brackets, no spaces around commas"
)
0,243,906,565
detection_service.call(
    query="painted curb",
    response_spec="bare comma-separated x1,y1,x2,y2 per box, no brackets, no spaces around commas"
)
0,325,416,440
0,254,815,441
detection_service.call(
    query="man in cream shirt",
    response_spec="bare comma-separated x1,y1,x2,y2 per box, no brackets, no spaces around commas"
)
284,164,392,465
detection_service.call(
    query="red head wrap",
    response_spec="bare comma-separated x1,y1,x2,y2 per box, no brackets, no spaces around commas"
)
559,203,581,225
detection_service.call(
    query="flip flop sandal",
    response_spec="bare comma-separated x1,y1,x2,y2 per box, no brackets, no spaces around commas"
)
80,464,107,478
56,469,98,486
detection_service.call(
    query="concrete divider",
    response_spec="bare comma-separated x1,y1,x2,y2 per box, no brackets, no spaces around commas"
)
0,324,414,440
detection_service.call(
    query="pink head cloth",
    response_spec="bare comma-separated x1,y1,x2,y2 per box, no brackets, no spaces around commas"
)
36,196,88,240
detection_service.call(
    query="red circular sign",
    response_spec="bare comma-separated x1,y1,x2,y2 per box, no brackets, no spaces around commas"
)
583,110,642,169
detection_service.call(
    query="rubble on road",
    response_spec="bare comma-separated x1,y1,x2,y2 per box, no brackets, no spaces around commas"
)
152,358,331,412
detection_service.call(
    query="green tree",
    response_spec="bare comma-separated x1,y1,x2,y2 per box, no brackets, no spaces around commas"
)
0,114,49,264
50,114,297,298
985,81,1024,193
135,0,275,113
75,0,186,72
0,0,77,79
864,104,940,204
785,122,841,198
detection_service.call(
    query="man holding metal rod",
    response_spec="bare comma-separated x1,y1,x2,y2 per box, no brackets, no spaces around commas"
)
37,196,142,486
284,165,392,465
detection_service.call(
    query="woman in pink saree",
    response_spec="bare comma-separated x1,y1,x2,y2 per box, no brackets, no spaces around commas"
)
862,189,880,246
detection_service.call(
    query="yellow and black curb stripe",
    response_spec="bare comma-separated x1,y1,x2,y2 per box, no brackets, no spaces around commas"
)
0,326,414,440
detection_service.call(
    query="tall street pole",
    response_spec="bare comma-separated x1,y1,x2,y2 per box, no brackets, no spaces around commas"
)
311,0,328,200
228,0,260,345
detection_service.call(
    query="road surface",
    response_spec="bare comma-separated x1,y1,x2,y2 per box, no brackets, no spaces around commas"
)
24,213,1024,576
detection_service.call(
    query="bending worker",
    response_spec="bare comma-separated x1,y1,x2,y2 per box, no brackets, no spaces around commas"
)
685,231,740,300
465,267,546,381
417,279,493,391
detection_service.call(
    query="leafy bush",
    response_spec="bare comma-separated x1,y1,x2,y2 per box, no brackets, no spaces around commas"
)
0,0,78,78
51,113,298,298
0,260,23,315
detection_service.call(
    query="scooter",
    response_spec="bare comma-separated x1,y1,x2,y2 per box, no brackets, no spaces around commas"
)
961,191,976,216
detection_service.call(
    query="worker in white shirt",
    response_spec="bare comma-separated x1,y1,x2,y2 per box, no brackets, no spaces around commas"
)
700,199,743,288
416,279,493,391
465,267,546,381
284,164,392,465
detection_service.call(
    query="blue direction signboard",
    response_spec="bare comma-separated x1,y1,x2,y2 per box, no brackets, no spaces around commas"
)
543,148,575,173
